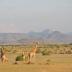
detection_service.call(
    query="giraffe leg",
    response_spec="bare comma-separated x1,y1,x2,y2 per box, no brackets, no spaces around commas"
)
28,53,35,64
27,53,33,64
1,55,8,63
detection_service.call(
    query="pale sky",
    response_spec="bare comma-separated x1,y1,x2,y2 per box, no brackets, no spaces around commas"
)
0,0,72,33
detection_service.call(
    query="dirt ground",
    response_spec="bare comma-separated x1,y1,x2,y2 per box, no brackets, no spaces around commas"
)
0,63,72,72
0,54,72,72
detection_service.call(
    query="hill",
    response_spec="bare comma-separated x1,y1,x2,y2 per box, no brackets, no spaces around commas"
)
0,29,72,44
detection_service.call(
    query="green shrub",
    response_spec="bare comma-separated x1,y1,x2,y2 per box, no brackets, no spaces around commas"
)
15,55,24,61
41,49,52,55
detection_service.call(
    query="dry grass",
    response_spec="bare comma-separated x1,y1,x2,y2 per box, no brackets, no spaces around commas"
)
0,44,72,72
0,54,72,72
0,63,72,72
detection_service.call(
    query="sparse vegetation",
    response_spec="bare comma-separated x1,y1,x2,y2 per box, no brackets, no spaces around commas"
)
0,44,72,55
15,55,24,61
41,49,52,55
0,44,72,72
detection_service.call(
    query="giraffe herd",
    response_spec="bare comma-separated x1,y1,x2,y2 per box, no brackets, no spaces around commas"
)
0,42,39,64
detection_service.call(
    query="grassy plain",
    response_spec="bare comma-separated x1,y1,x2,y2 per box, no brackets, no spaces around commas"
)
0,44,72,72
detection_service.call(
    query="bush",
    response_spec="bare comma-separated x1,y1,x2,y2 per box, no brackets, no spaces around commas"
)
36,48,41,53
65,50,72,54
41,49,52,55
59,50,65,54
12,50,17,53
15,55,24,61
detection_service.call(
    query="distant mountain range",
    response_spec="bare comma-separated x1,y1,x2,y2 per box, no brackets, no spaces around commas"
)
0,29,72,44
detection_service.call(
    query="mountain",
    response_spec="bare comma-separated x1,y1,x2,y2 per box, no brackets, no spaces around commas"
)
0,30,72,44
67,32,72,35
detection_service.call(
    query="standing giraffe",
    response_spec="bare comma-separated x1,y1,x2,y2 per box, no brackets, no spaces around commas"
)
0,48,8,63
27,42,39,64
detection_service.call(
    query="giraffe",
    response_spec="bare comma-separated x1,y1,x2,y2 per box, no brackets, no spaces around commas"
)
27,42,39,64
0,48,8,63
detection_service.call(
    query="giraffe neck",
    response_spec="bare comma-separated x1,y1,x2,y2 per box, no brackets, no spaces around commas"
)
31,44,38,53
